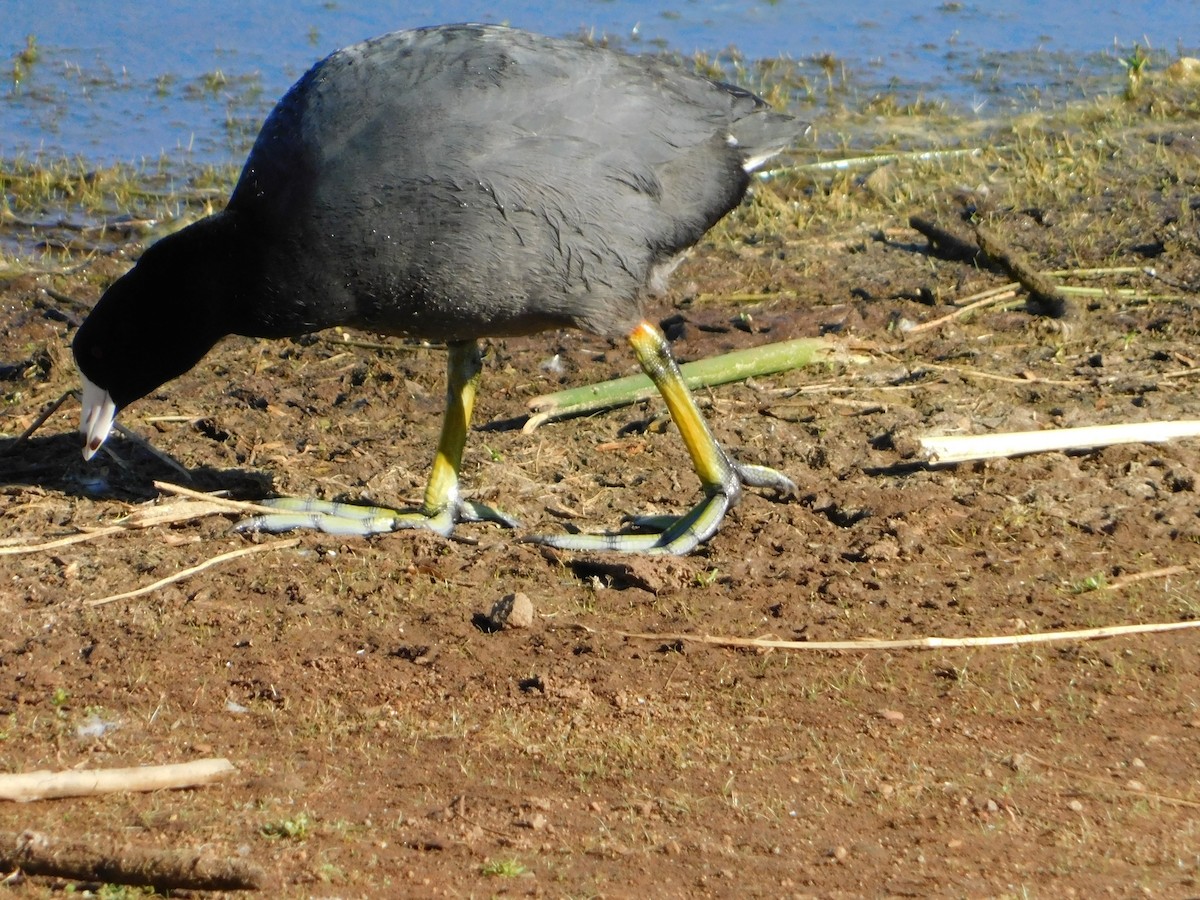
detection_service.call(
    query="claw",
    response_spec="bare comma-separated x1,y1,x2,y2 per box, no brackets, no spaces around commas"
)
735,462,800,499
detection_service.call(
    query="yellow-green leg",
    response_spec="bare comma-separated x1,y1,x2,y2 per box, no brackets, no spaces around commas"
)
531,320,797,554
422,339,482,523
236,340,518,538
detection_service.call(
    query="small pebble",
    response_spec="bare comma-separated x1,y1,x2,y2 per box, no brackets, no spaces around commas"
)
488,592,534,629
521,813,547,830
1067,799,1084,812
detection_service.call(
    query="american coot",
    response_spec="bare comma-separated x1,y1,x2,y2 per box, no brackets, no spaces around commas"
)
74,23,808,554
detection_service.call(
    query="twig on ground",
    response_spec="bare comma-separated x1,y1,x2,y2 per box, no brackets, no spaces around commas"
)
1162,367,1200,380
3,488,285,556
40,286,95,311
1055,284,1191,302
85,539,299,607
0,759,236,803
151,481,289,517
1014,754,1200,810
1044,266,1147,277
1105,565,1190,591
691,289,800,304
903,285,1019,335
322,331,430,353
904,231,1178,338
0,528,126,556
917,363,1083,387
0,828,265,891
111,421,193,480
972,222,1070,316
920,420,1200,464
122,499,270,528
603,618,1199,651
0,391,74,455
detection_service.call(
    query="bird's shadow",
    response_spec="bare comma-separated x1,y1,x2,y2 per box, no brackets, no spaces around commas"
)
0,405,533,508
0,431,273,504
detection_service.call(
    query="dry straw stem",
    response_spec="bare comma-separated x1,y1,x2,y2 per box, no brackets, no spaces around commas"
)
0,828,266,891
918,363,1082,387
108,421,192,481
1016,753,1200,810
0,758,236,803
85,539,299,607
323,330,432,353
612,618,1199,652
903,284,1019,335
151,479,290,516
920,420,1200,464
1105,564,1190,590
905,267,1178,339
0,527,126,556
0,390,73,455
776,146,987,175
1,483,285,556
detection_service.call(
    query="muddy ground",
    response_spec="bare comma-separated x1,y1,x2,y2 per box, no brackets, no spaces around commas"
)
1,78,1199,897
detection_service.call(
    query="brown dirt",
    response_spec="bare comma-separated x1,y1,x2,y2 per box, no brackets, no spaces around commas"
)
1,93,1199,897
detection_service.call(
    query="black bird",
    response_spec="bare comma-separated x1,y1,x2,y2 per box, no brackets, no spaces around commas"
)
74,23,807,554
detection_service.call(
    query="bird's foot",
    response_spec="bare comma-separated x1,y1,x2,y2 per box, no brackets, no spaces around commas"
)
234,496,519,538
528,462,797,555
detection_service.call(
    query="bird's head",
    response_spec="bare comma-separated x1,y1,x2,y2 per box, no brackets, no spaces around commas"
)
73,223,232,459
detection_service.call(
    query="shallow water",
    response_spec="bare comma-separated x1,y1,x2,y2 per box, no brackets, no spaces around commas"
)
2,1,1199,166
